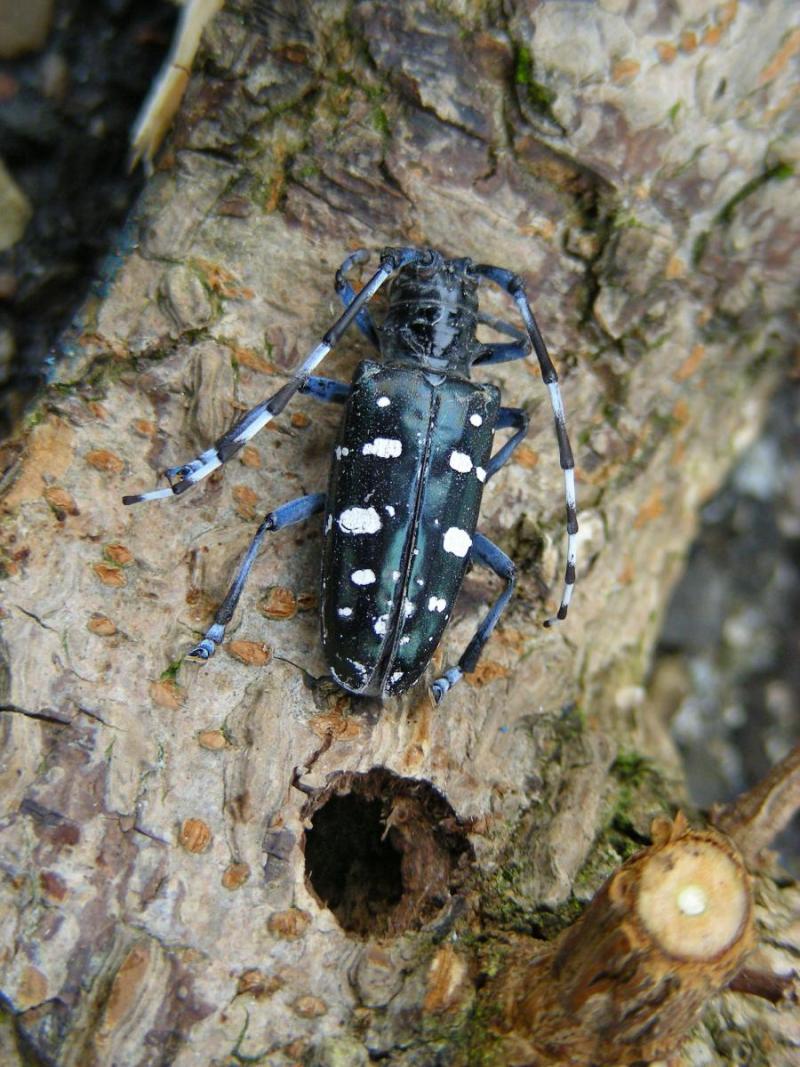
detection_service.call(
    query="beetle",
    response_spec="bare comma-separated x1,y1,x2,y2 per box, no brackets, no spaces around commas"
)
123,246,578,702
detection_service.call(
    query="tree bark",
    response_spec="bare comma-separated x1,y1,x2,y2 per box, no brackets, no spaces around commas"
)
1,2,799,1065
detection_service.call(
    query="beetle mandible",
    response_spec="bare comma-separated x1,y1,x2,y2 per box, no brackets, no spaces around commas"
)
123,247,578,703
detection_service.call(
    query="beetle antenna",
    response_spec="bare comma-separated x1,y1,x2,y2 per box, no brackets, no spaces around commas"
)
473,264,578,625
123,248,425,504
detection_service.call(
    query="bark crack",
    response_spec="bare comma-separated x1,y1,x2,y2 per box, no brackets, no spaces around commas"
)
0,703,70,726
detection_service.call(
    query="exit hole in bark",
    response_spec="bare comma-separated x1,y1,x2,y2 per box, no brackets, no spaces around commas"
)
302,768,473,937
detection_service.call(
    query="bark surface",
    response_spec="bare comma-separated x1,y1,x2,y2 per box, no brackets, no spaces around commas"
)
1,2,799,1065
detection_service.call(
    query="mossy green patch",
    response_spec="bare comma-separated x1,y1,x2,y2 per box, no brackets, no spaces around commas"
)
372,106,390,135
513,43,559,122
610,749,652,787
160,658,183,682
228,1009,271,1064
295,162,319,180
717,160,794,225
607,748,674,845
692,228,710,267
694,160,794,266
514,43,534,86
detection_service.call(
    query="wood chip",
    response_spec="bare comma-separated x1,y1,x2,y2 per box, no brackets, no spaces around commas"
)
149,679,182,709
93,563,126,587
259,586,297,620
104,543,133,566
197,729,227,750
86,450,124,474
226,640,272,666
267,908,310,939
179,818,212,853
222,862,250,889
42,486,78,517
87,613,116,636
232,484,258,521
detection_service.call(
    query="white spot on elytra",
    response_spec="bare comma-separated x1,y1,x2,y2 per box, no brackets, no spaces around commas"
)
476,467,486,482
400,636,410,645
335,446,350,459
374,614,389,636
403,599,415,618
362,437,402,458
351,569,376,585
385,505,395,516
416,578,423,586
338,607,352,618
449,450,473,473
470,413,483,427
338,507,381,535
443,527,472,557
390,671,403,684
348,658,368,679
377,395,391,407
392,570,400,580
428,596,446,613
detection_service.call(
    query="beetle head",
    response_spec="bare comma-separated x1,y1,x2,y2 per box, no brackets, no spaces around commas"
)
380,251,480,372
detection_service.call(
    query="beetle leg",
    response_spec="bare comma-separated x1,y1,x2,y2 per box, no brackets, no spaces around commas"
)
431,533,516,704
473,311,531,366
473,264,578,626
335,250,381,349
299,377,351,404
187,492,326,661
476,310,527,341
486,406,530,478
122,251,424,506
473,341,531,366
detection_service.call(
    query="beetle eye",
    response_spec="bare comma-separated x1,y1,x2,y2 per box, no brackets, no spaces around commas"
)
417,249,442,278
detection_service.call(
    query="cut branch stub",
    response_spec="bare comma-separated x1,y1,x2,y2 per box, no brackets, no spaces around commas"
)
490,814,754,1066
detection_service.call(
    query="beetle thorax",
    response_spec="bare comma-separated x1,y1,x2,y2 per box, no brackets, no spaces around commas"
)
379,254,479,373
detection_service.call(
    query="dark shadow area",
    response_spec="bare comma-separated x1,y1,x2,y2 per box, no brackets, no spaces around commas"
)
0,0,177,433
305,793,404,934
302,766,474,937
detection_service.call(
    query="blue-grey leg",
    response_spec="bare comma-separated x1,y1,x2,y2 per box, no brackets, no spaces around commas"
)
299,376,351,404
474,341,531,367
123,247,427,505
486,406,530,479
188,492,326,661
431,533,516,704
335,249,381,349
474,311,531,367
477,309,528,341
473,264,577,626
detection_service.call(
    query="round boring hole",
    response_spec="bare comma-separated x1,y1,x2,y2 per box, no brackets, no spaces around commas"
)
302,767,473,937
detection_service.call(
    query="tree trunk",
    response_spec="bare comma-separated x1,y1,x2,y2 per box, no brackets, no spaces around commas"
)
1,2,798,1065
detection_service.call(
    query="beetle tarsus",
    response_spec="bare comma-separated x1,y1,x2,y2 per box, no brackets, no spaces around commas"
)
187,627,224,661
431,667,463,704
187,641,213,660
